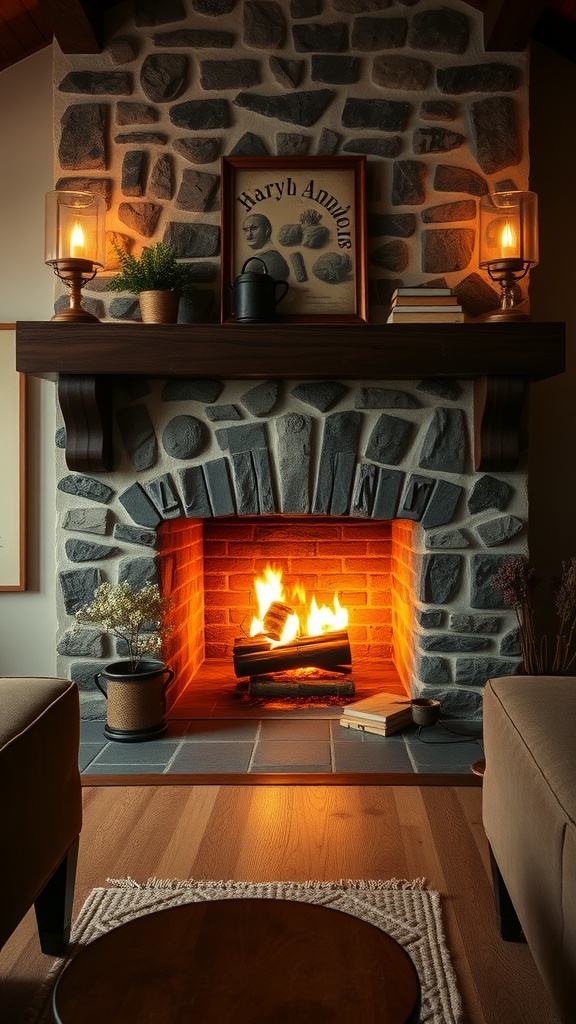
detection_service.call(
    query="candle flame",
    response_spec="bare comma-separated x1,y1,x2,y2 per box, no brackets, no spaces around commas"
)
70,221,85,258
500,220,516,255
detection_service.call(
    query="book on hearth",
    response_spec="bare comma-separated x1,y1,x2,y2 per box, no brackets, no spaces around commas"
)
339,691,413,735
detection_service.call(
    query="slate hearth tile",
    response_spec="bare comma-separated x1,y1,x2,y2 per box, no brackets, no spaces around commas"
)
258,719,331,741
91,739,181,766
80,720,108,742
84,763,168,775
169,741,254,773
251,739,331,771
183,720,259,742
332,738,414,773
405,734,482,773
79,742,106,771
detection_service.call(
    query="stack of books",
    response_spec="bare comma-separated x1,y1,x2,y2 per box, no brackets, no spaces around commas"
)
340,691,413,737
387,286,465,324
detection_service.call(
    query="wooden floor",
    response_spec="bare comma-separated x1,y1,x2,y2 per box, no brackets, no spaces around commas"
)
0,785,559,1024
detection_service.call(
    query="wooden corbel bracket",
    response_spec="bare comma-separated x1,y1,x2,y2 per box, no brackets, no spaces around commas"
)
58,375,114,473
474,375,527,472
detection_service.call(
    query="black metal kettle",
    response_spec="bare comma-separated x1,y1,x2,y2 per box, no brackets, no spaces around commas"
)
230,257,289,322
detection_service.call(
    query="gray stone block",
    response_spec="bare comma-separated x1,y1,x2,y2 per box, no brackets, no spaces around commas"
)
234,89,334,127
58,71,131,94
231,453,259,514
162,415,205,459
118,483,163,528
276,412,311,513
420,553,462,603
275,132,310,156
342,98,410,132
438,62,519,95
113,524,158,548
420,100,456,121
421,685,483,719
500,628,521,657
407,9,469,53
116,101,158,125
418,609,445,628
58,629,105,658
470,96,521,175
450,613,501,634
163,221,220,258
425,529,469,549
413,128,464,154
169,99,229,130
154,29,234,47
173,137,221,164
368,213,415,238
241,380,280,416
217,421,267,453
245,0,286,48
175,169,219,212
372,468,404,519
252,448,276,513
292,22,347,51
58,104,107,170
117,405,158,470
291,381,347,412
455,657,518,686
109,36,139,64
416,655,451,685
467,474,513,513
118,556,159,590
420,634,491,653
470,554,511,609
229,131,269,155
351,16,406,49
204,458,236,516
149,153,174,200
58,475,114,504
200,59,260,90
178,466,213,518
140,53,187,102
206,405,242,422
434,164,489,197
313,411,362,514
62,507,109,535
419,408,467,474
144,474,183,519
365,413,414,465
476,515,524,547
421,479,463,529
311,56,360,84
59,567,102,615
316,127,341,155
355,387,421,409
422,228,475,274
392,160,426,205
269,56,304,88
399,474,435,521
422,201,476,223
372,55,432,91
121,150,146,197
118,201,162,237
65,539,116,563
370,240,409,272
70,660,109,693
416,379,462,401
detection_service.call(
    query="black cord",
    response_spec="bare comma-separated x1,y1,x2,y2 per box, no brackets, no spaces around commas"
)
415,720,482,744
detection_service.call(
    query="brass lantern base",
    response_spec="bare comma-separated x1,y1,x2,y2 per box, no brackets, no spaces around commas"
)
47,258,101,323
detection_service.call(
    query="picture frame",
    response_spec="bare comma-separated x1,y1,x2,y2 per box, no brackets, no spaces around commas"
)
0,325,26,591
221,155,367,323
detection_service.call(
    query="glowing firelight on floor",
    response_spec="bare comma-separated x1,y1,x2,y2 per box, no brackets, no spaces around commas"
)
250,565,348,644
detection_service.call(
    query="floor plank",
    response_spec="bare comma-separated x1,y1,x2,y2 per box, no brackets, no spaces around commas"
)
0,784,560,1024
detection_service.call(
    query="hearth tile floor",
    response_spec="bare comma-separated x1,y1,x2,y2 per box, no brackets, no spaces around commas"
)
79,717,483,777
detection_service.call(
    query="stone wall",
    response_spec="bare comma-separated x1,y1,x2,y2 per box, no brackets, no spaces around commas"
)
51,0,530,323
56,376,527,719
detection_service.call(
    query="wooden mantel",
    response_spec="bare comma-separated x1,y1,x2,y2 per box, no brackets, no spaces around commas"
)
16,320,566,474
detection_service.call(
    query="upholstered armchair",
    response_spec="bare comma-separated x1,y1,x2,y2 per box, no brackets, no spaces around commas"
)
0,677,82,954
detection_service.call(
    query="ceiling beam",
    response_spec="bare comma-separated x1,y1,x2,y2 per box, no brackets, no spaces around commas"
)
35,0,105,53
480,0,548,50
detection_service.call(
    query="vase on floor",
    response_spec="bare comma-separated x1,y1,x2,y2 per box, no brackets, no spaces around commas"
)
95,660,175,742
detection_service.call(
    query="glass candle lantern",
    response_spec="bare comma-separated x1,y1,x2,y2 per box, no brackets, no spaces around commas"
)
45,190,107,322
478,191,539,320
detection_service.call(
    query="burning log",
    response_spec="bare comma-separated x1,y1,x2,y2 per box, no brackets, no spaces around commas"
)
262,600,295,641
233,630,351,678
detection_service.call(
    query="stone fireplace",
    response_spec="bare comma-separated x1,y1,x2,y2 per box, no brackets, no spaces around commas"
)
13,0,568,719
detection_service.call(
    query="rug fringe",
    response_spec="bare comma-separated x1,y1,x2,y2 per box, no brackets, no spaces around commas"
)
106,876,427,891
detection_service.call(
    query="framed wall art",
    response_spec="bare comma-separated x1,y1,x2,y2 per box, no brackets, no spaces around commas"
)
0,325,26,591
221,155,367,323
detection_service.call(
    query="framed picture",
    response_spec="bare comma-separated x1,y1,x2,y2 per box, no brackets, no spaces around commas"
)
0,325,26,591
221,155,367,323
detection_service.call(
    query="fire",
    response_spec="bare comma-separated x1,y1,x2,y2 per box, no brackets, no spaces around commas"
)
70,221,86,258
250,565,348,644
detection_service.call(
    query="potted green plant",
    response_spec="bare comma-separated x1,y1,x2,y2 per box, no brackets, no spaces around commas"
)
108,240,194,323
75,580,174,741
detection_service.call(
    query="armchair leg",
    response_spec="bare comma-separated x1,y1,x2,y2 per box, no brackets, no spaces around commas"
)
34,836,79,955
489,844,525,942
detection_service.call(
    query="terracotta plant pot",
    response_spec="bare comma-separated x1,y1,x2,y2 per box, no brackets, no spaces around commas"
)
139,290,181,324
94,660,175,742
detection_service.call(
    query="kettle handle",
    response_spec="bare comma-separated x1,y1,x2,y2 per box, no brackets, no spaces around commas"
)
240,256,268,274
275,280,289,307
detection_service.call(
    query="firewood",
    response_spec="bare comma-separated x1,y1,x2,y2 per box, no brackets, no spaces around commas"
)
233,631,351,678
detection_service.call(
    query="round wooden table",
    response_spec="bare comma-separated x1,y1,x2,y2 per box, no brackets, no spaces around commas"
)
52,897,421,1023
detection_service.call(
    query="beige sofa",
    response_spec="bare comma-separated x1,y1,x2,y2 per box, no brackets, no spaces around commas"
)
482,675,576,1024
0,677,82,954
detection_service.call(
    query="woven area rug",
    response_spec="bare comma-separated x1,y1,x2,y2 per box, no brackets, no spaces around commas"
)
22,878,463,1024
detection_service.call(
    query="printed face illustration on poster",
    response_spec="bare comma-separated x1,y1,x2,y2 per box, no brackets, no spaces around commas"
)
221,157,367,323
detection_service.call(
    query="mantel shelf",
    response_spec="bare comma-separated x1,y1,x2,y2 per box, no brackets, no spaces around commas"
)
15,320,566,476
15,320,566,382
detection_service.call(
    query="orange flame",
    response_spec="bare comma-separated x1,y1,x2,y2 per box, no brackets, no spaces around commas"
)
250,565,348,644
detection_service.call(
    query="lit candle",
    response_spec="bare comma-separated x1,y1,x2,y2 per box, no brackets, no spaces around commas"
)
499,220,517,259
70,221,86,258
